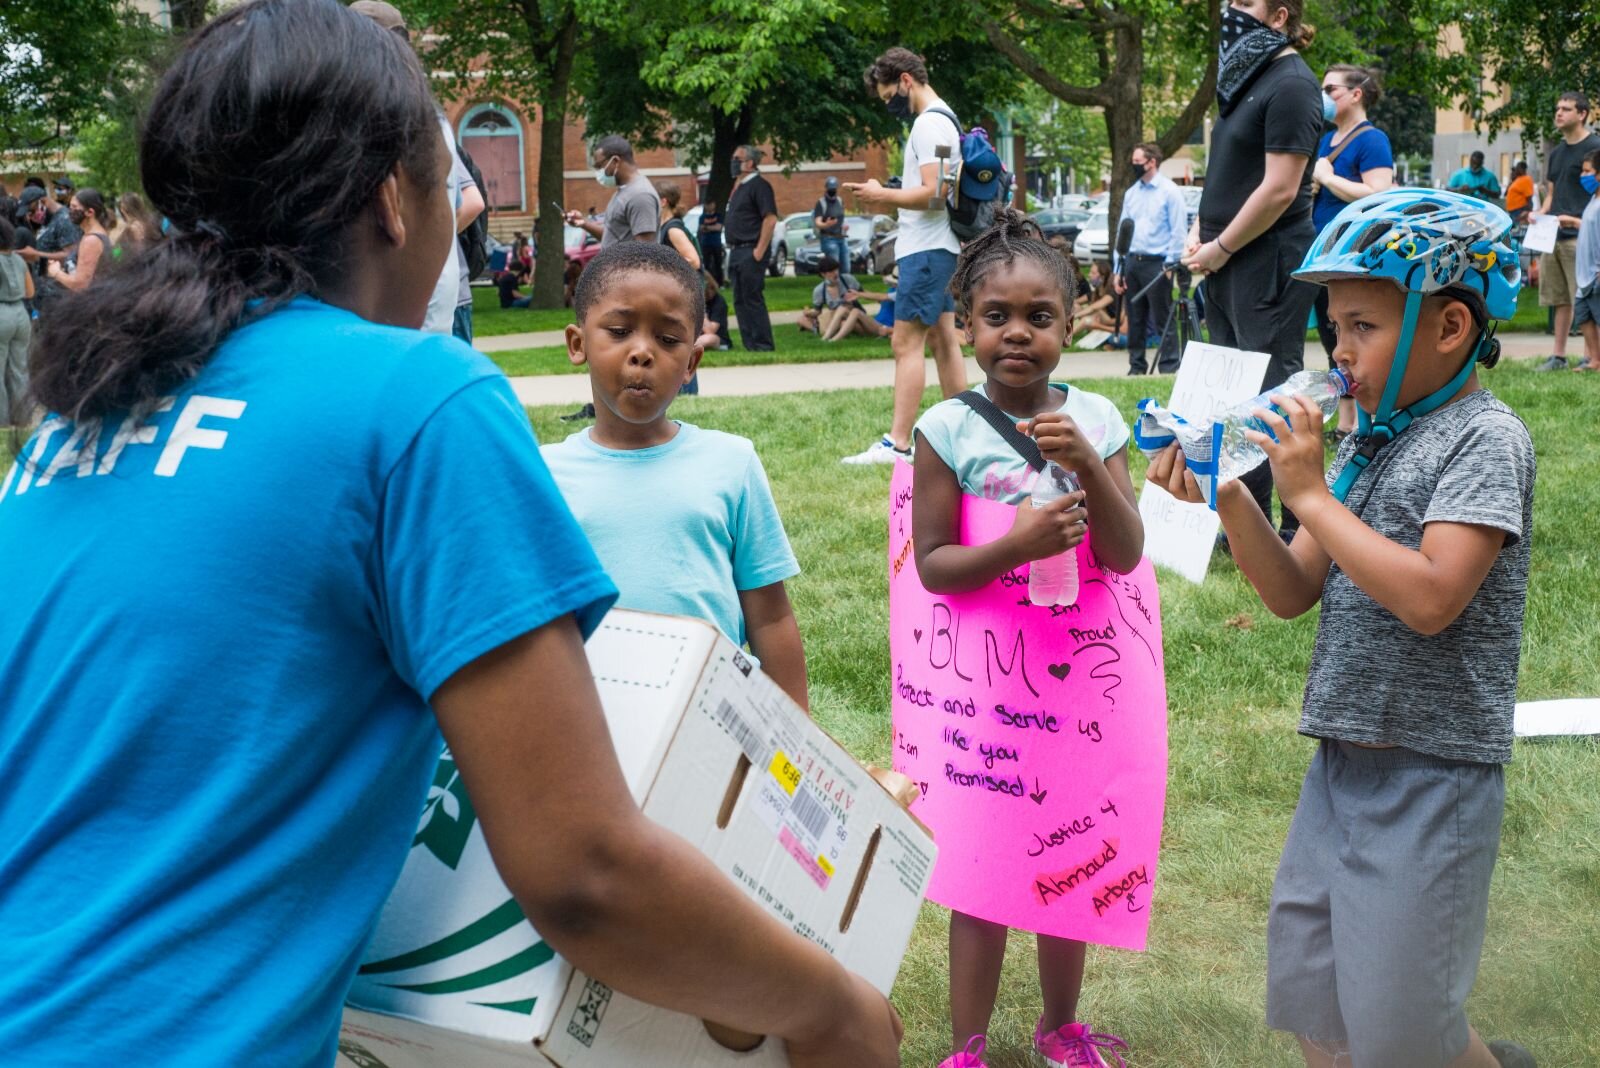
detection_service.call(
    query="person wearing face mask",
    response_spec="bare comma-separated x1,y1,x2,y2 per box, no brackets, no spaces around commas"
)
1184,0,1323,544
724,143,780,351
16,179,83,313
1310,64,1393,442
1113,142,1188,375
46,188,112,293
565,135,661,250
840,47,966,466
814,176,849,272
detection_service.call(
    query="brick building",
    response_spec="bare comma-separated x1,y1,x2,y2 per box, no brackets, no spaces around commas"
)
440,98,893,240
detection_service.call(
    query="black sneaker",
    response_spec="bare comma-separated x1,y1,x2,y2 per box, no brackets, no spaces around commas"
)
1533,355,1569,372
1488,1039,1536,1067
559,402,596,422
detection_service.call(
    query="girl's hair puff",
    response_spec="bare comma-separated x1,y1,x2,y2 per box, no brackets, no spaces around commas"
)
948,208,1079,322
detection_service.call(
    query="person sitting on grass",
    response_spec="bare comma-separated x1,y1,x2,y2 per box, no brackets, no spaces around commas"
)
496,262,531,309
802,254,860,340
542,241,811,710
1149,189,1536,1068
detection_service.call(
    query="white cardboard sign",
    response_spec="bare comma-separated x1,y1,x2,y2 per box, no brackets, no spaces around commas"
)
1523,214,1559,255
1137,341,1270,583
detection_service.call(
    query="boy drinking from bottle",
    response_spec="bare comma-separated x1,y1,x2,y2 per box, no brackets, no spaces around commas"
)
1150,190,1536,1068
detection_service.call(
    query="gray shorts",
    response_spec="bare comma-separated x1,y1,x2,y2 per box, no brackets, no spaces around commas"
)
1573,285,1600,327
1266,740,1505,1066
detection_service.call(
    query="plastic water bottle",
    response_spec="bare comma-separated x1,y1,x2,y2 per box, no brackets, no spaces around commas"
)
1213,368,1356,483
1029,462,1081,607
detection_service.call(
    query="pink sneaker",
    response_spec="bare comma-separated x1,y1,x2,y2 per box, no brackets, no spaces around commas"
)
938,1034,990,1068
1034,1019,1129,1067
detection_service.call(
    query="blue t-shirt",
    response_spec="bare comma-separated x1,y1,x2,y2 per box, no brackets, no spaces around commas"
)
541,423,797,647
0,298,616,1066
1313,123,1395,230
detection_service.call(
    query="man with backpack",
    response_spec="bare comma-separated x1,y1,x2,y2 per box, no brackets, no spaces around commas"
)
842,47,969,465
814,177,848,271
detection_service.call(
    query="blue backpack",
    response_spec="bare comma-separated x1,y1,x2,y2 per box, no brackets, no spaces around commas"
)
927,107,1011,241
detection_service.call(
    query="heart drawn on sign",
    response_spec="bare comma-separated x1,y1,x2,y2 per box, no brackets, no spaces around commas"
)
1048,662,1071,681
913,628,923,643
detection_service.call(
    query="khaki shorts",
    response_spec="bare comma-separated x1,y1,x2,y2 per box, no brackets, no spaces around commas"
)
1539,238,1579,306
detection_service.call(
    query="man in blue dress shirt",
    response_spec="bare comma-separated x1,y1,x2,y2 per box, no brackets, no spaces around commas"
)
1113,142,1189,374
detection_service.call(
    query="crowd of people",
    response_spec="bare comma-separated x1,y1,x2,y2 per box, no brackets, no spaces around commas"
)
0,1,1574,1067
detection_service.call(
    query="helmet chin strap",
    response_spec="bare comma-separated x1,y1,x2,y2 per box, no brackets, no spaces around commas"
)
1331,289,1490,502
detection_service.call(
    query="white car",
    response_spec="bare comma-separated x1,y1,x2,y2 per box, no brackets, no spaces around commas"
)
1071,188,1203,265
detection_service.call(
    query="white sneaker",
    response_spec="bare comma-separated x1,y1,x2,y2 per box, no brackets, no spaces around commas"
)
841,435,911,465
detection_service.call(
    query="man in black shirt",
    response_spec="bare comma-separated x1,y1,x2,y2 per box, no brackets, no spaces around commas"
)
1534,91,1600,371
1185,0,1321,540
725,144,779,351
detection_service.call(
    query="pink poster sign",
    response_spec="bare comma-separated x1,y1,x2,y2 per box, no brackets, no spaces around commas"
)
888,461,1168,950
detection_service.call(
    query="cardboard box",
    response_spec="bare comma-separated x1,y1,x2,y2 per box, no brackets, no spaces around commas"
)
338,610,937,1067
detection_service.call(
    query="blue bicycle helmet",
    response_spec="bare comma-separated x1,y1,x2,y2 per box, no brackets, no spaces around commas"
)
1293,188,1522,501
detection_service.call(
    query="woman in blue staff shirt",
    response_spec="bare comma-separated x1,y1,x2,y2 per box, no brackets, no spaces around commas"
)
0,2,900,1065
1310,62,1394,441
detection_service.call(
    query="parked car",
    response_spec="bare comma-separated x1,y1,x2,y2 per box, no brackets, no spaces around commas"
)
1032,208,1091,248
1054,194,1103,214
794,214,898,275
1070,187,1201,265
683,205,795,275
565,224,602,268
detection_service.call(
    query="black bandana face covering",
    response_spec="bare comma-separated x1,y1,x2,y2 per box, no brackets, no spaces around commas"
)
1216,5,1290,113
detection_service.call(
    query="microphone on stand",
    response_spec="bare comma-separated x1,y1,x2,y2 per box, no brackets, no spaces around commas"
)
1115,217,1135,261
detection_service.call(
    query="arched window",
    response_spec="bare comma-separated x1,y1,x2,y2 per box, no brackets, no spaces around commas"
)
459,103,525,212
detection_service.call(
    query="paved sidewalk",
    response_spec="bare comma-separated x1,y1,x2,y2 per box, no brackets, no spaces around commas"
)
505,331,1568,407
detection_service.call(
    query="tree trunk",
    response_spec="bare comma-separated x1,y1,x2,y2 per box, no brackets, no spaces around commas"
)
170,0,208,32
1102,19,1145,256
706,105,754,211
530,12,578,310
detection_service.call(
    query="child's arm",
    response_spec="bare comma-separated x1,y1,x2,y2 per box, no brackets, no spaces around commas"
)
740,582,809,711
912,433,1086,594
1025,414,1145,574
1250,395,1508,634
1149,443,1333,617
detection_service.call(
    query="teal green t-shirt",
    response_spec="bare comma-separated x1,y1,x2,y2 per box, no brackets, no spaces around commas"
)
913,383,1131,505
542,422,798,647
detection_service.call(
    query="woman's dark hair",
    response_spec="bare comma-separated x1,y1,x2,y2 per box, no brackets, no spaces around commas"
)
0,198,16,251
28,0,442,425
1324,63,1382,109
74,188,109,226
657,181,685,216
949,208,1079,321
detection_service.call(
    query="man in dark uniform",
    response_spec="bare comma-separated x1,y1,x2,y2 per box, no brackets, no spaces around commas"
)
725,145,778,351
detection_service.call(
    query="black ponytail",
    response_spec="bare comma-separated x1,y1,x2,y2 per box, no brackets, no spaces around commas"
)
949,207,1080,321
27,0,442,426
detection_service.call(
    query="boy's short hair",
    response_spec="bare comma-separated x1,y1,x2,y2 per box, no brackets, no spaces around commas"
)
573,241,706,329
1584,149,1600,171
864,47,927,92
1561,90,1591,115
817,254,840,273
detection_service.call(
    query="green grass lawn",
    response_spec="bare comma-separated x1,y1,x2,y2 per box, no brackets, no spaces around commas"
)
532,360,1600,1066
471,274,885,338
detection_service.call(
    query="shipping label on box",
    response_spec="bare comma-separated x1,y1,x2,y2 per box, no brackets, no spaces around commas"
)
340,611,936,1068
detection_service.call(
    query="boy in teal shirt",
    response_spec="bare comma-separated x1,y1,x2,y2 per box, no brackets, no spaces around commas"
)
542,242,809,707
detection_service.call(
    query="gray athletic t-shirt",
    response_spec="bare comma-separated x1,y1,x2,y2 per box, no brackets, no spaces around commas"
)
602,175,661,248
1300,389,1535,764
